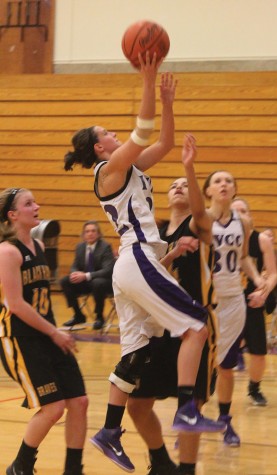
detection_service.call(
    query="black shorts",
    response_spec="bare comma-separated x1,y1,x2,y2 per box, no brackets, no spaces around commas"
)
265,291,276,315
130,305,217,403
244,306,267,355
0,334,86,409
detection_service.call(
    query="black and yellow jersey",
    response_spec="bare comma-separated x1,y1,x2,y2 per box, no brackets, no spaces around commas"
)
0,239,55,337
159,215,216,307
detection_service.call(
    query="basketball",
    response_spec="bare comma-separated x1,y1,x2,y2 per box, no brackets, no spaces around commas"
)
121,20,170,69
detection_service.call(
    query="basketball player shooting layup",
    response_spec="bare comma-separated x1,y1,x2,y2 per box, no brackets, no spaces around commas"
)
63,53,225,472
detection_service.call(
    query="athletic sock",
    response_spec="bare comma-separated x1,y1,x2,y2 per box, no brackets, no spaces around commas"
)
149,444,172,466
16,440,38,468
179,462,196,475
104,403,125,429
64,448,83,470
177,386,194,408
249,380,260,393
219,402,231,416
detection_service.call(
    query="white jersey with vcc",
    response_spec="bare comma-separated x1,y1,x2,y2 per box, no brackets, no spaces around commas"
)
212,210,244,298
94,163,168,258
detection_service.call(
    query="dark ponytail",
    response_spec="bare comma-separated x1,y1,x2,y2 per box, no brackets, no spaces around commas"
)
64,126,99,171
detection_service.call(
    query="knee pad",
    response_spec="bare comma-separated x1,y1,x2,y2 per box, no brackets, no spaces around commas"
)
109,344,150,394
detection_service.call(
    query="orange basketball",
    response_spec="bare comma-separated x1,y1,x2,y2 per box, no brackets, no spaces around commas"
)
121,20,170,69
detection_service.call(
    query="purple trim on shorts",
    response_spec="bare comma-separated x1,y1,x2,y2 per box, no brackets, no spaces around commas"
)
128,197,147,242
132,242,207,323
220,333,243,369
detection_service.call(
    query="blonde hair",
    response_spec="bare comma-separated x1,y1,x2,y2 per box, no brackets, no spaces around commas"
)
0,188,27,243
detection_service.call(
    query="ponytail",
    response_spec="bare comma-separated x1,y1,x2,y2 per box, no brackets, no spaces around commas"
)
64,151,78,171
0,222,17,244
64,126,99,171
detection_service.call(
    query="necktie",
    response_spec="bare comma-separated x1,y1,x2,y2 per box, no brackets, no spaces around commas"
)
87,247,94,272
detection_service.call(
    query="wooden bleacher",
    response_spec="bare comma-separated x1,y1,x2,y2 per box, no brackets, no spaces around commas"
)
0,71,276,277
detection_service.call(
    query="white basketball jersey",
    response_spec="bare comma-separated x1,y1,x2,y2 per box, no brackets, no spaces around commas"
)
212,210,244,297
94,163,168,258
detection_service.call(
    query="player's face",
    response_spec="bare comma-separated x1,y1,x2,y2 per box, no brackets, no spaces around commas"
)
206,171,236,203
94,126,122,154
231,200,252,226
168,178,189,208
9,191,40,229
83,224,100,245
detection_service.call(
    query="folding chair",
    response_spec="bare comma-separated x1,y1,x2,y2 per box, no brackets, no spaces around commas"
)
102,294,119,334
78,294,118,333
79,295,95,322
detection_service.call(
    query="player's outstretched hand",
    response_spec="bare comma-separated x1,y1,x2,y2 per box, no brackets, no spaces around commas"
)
138,51,163,80
182,133,197,168
160,72,177,106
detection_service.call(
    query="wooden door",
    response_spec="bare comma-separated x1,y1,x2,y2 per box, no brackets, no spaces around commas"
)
0,0,55,73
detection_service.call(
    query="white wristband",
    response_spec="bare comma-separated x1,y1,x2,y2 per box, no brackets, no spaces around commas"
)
136,117,155,129
131,130,149,147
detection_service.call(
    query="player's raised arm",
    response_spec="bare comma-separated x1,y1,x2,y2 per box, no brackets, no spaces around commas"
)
182,134,213,244
135,72,177,171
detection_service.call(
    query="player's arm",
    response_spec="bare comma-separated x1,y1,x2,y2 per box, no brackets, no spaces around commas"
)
248,232,277,308
258,231,277,295
104,53,161,175
160,236,199,268
134,72,177,171
182,134,213,245
239,217,266,299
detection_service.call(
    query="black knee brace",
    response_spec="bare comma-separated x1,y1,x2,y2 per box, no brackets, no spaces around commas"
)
109,344,150,394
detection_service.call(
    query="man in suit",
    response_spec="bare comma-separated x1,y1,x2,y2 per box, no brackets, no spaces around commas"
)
61,220,115,329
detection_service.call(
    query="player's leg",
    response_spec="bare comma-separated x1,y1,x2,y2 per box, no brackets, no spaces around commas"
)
177,308,218,475
244,306,268,406
90,246,221,472
178,433,200,475
217,336,242,447
128,398,177,475
128,336,179,474
6,401,66,475
50,344,88,475
63,396,89,475
217,334,242,447
90,342,150,473
115,244,225,433
216,295,246,446
89,259,155,472
0,335,69,474
217,364,240,446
